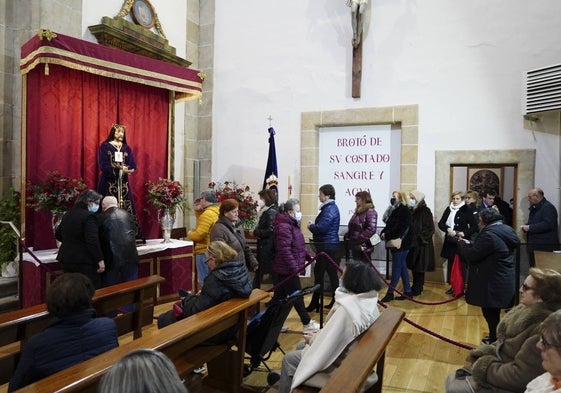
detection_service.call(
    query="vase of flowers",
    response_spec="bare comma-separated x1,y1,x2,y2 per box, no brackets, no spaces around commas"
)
146,178,185,243
209,181,258,230
27,171,87,240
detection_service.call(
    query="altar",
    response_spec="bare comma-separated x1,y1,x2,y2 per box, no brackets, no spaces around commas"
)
21,239,194,307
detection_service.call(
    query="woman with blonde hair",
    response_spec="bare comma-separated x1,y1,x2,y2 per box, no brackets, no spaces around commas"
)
380,190,413,302
157,240,252,333
438,190,478,295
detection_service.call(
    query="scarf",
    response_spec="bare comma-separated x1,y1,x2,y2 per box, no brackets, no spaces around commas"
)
446,201,465,228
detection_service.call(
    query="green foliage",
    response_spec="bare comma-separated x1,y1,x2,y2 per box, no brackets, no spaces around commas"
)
0,188,21,262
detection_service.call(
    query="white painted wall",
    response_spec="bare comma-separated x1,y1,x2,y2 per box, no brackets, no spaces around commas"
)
76,1,561,213
212,0,561,210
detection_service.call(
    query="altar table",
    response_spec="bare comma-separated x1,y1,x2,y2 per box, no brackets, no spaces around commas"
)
21,239,194,307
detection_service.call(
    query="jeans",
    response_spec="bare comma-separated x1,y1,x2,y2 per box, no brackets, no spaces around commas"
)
195,253,209,286
387,249,411,295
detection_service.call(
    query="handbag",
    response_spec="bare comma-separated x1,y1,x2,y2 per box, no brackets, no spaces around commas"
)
369,233,381,246
385,238,402,249
450,254,464,297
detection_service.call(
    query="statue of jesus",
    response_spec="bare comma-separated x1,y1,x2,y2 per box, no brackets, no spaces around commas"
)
347,0,368,48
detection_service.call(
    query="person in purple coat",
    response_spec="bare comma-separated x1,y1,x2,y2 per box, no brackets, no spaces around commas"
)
344,191,378,263
273,199,320,334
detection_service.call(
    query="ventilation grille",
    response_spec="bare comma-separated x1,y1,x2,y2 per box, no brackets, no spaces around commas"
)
523,64,561,115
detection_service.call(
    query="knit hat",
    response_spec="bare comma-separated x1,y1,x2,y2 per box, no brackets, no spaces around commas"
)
410,190,425,202
200,190,217,203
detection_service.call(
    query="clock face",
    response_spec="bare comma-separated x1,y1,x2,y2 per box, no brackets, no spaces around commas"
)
132,0,155,29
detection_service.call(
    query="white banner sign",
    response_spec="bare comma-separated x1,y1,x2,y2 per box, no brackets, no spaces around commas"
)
318,125,401,227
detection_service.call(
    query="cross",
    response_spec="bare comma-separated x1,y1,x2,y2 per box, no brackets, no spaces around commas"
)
349,0,368,98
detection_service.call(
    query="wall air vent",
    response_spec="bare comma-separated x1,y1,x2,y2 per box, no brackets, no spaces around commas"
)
523,64,561,115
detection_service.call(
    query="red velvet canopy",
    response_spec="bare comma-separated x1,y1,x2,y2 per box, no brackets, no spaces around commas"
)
20,32,202,249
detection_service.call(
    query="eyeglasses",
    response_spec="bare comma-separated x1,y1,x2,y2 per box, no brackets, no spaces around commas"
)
539,335,561,350
521,283,535,292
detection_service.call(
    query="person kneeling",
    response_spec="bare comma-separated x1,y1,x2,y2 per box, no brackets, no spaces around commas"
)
277,262,383,392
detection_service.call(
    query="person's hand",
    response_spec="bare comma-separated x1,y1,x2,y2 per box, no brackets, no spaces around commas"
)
456,231,465,238
521,225,529,232
303,331,316,345
459,238,470,245
97,261,105,273
447,228,456,237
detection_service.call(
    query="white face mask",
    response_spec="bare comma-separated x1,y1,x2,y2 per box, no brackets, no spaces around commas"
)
408,199,416,208
294,211,302,222
257,199,265,208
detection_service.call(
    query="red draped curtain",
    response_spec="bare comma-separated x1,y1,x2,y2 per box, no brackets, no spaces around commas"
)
25,64,169,249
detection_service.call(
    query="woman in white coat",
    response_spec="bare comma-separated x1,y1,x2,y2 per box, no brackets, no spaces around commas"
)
277,262,383,392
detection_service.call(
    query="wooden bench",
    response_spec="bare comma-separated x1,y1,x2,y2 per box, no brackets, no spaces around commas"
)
534,250,561,272
0,275,164,386
16,288,270,393
293,306,405,393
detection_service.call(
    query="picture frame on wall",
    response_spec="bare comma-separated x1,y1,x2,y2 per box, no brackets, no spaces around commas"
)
467,166,504,195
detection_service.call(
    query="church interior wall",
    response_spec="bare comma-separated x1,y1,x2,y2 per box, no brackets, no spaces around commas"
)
1,0,561,231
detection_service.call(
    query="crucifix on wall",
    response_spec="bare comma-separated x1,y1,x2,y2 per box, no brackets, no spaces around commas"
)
348,0,368,98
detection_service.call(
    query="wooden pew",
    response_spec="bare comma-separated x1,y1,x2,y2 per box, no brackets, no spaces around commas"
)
15,288,270,393
534,250,561,273
292,306,405,393
0,275,164,386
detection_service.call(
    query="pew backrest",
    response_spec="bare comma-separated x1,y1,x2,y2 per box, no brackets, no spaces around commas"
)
293,306,405,393
15,288,270,393
0,275,165,386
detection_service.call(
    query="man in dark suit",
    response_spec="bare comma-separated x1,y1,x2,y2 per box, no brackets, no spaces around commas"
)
521,187,560,267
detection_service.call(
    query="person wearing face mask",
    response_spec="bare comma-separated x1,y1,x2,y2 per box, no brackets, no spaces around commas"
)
55,189,106,288
405,190,436,296
272,198,320,333
250,189,279,288
344,191,378,263
380,190,413,302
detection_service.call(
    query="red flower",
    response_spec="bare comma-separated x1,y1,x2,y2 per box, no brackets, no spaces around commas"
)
146,178,185,211
27,172,87,215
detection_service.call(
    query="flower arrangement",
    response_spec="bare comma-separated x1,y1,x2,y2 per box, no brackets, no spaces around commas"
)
27,171,87,216
146,178,185,212
209,181,258,230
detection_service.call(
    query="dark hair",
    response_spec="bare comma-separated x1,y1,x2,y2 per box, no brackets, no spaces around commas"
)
200,190,217,203
99,349,187,393
46,273,95,318
258,189,277,206
342,262,383,294
105,123,128,144
529,267,561,310
219,198,239,215
482,189,497,198
355,191,373,204
479,208,504,225
319,184,336,200
279,198,300,213
75,189,102,208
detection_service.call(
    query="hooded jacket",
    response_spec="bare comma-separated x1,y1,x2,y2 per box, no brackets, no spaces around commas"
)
459,221,520,308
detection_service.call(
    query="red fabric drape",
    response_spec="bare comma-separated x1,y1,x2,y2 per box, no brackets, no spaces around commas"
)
25,64,168,249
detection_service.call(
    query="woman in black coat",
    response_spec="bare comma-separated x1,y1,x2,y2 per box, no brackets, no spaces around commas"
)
55,189,105,288
438,191,478,294
406,190,435,296
251,189,278,288
380,190,413,302
458,208,519,343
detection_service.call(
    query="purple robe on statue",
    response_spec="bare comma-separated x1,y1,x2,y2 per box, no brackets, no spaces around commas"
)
97,141,140,225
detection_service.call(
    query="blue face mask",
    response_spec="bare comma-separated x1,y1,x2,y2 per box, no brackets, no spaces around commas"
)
88,203,99,213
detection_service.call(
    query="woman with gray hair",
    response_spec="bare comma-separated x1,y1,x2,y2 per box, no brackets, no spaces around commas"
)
99,349,187,393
